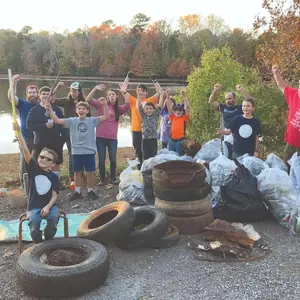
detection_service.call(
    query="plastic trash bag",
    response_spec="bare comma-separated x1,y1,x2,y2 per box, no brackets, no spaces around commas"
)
256,168,296,226
209,155,237,206
214,164,271,222
237,154,269,177
157,148,179,156
117,159,147,206
265,153,288,172
221,141,229,158
194,139,222,163
288,153,300,193
289,193,300,235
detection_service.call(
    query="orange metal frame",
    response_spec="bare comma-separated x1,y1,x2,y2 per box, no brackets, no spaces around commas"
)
18,212,69,254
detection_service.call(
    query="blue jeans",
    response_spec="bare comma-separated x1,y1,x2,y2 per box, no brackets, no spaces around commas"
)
96,137,118,181
168,139,184,156
28,206,59,243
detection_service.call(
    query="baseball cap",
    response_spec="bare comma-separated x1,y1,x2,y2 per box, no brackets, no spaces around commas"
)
69,82,82,91
174,103,185,111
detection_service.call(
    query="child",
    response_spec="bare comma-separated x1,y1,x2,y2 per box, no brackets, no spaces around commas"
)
159,95,176,148
137,88,164,160
86,84,130,185
218,98,260,159
166,90,190,156
47,101,108,201
13,122,60,244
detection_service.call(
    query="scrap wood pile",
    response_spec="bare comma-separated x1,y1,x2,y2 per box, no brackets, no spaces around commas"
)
188,219,269,262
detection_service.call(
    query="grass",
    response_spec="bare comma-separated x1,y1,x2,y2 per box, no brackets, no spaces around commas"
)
0,147,135,188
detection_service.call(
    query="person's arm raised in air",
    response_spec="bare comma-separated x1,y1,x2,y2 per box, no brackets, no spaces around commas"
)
182,89,190,115
208,83,222,111
150,74,161,101
166,90,173,115
119,83,130,104
46,103,65,125
236,84,251,99
7,74,21,105
97,98,109,122
86,83,106,103
272,64,288,94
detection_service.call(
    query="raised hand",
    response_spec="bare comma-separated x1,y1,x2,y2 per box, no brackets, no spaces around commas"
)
13,74,21,82
272,65,279,75
127,71,135,78
12,122,20,132
214,83,222,92
95,83,106,91
98,97,107,104
118,83,127,93
236,84,242,91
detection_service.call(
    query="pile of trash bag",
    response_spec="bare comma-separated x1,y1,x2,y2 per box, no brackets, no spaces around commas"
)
209,155,237,206
265,153,288,173
237,154,269,177
117,159,147,206
194,139,222,163
257,168,296,227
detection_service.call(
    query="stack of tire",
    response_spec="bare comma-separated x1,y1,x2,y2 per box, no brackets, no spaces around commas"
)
153,161,214,234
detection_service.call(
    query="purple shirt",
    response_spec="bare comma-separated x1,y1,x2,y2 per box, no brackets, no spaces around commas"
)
90,99,130,139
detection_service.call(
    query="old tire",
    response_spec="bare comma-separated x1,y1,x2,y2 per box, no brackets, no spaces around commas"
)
16,238,109,299
155,195,212,217
168,210,214,234
77,201,135,244
149,224,180,249
153,183,210,201
115,207,168,250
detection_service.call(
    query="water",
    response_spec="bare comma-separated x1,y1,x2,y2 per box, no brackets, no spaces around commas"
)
0,79,135,154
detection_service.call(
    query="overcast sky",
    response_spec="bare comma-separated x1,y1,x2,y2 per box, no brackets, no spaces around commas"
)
1,0,267,33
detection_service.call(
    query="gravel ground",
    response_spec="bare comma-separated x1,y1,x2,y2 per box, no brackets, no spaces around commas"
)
1,186,300,300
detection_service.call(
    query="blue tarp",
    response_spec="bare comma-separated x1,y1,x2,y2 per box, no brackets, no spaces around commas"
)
0,213,89,242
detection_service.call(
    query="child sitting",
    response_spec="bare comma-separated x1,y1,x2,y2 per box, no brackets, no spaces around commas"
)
13,122,60,244
218,98,260,159
137,88,164,160
166,90,190,156
47,101,108,201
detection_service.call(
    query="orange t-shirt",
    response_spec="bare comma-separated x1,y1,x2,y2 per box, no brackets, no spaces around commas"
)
169,114,190,139
129,95,157,131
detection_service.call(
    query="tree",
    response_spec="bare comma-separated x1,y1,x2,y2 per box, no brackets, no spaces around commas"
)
130,13,151,31
178,14,202,36
204,14,230,35
187,47,259,142
253,0,300,80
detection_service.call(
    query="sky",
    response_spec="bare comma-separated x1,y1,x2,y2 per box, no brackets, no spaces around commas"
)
1,0,268,33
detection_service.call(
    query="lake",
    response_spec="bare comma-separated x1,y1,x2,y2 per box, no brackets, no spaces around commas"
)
0,79,137,154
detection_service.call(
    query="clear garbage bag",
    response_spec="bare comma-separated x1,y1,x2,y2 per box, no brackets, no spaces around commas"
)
237,154,269,177
288,153,300,193
194,139,222,163
209,154,237,207
265,153,288,172
256,168,296,226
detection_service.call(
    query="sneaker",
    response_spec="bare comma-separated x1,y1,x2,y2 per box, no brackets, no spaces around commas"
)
68,191,82,201
87,190,99,200
109,179,119,185
98,180,105,186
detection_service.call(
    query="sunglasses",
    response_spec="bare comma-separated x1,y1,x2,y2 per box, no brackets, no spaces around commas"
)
175,107,184,111
39,155,53,162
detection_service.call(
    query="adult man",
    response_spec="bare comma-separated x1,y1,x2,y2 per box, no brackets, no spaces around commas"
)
121,72,161,169
26,86,65,173
7,74,39,186
272,64,300,164
208,83,249,157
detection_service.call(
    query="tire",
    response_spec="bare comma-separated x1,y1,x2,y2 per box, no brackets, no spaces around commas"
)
77,201,135,244
149,224,180,249
153,161,206,189
153,183,210,201
115,207,169,250
155,195,212,217
16,238,109,299
168,210,214,234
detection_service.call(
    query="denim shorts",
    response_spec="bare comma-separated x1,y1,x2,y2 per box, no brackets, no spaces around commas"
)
72,154,96,172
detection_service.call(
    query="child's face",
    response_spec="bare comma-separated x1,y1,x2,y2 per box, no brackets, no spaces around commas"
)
174,108,184,116
242,100,254,115
144,104,154,116
40,91,50,105
76,105,89,118
38,150,55,170
107,91,117,104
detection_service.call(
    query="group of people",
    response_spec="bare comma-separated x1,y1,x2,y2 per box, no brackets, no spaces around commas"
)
9,64,300,244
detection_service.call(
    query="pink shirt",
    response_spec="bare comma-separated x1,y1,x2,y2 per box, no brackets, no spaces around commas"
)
90,99,130,140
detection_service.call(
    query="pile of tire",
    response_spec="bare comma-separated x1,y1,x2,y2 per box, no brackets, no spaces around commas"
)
153,160,214,234
77,201,179,250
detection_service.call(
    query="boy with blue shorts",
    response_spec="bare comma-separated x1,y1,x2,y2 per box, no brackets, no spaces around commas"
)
13,122,60,244
47,100,108,201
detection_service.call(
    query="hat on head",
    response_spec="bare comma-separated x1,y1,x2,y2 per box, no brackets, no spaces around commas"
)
69,82,82,91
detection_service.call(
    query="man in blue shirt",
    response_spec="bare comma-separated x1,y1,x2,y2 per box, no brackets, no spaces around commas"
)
8,74,39,187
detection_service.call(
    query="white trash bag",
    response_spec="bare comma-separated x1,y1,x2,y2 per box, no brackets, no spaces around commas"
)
209,155,237,207
265,153,288,172
117,159,147,206
237,154,269,177
194,139,222,163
